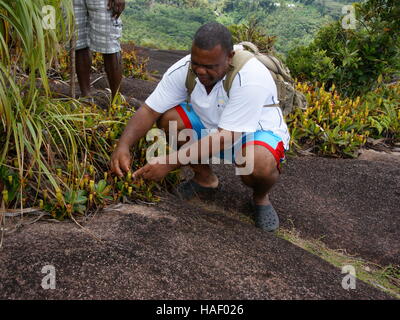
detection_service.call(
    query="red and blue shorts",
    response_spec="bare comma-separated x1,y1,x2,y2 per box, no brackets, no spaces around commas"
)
174,103,286,173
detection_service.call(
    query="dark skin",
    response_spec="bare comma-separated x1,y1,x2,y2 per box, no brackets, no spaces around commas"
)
75,0,125,100
110,43,234,176
108,0,125,19
110,43,279,206
190,44,234,94
111,45,234,177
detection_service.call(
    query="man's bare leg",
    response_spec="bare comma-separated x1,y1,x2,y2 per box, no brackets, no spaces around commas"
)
103,51,122,101
236,144,280,231
75,47,92,97
236,144,279,205
190,164,219,188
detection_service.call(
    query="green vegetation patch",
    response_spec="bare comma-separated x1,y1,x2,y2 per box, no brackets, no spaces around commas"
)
286,81,400,158
0,1,178,221
123,1,216,50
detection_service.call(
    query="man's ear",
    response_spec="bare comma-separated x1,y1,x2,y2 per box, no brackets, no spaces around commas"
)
227,50,235,68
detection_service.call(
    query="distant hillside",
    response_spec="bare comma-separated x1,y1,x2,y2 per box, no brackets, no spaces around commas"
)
123,0,216,50
122,0,362,55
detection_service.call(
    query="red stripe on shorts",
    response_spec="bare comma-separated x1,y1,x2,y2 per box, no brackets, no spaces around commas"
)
242,140,285,172
175,105,192,129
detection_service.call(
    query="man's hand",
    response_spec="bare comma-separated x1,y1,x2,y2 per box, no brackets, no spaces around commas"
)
109,104,161,177
108,0,125,19
111,144,131,177
133,155,179,182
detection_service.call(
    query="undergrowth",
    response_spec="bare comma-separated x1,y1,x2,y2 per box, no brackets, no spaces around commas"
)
54,43,150,81
0,94,179,220
287,81,400,157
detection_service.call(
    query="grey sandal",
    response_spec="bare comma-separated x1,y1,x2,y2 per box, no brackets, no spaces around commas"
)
254,204,280,232
175,180,218,200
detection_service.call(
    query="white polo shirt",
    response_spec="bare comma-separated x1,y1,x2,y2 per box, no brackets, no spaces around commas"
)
145,51,290,149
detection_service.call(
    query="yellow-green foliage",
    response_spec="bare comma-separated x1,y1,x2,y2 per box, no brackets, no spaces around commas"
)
0,1,174,220
0,95,179,220
121,50,149,80
92,47,150,80
286,81,400,157
55,45,149,81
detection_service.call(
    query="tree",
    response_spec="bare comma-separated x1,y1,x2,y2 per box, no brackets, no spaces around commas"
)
223,0,276,14
286,0,400,96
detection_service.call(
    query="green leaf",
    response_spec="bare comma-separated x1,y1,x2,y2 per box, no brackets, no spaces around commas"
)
74,204,87,214
95,180,107,193
75,190,88,204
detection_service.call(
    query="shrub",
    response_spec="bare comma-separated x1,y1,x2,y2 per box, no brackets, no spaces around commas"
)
0,94,179,220
228,18,277,54
286,45,336,83
54,44,149,81
286,1,400,97
286,81,400,157
0,1,177,220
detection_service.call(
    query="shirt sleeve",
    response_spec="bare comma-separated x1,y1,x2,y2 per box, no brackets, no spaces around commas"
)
145,60,189,113
218,83,272,133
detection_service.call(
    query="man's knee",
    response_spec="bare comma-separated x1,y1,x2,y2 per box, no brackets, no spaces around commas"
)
236,145,279,179
157,107,185,132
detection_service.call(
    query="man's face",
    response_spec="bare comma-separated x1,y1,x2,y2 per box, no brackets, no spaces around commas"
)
190,44,234,88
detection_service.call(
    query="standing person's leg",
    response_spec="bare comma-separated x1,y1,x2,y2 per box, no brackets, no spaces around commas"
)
103,51,122,101
73,0,92,97
76,48,92,97
86,0,123,102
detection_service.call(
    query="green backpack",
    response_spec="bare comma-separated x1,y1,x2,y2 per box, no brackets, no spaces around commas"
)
185,41,307,116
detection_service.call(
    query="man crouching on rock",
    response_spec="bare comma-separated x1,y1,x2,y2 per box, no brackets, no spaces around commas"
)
110,22,290,232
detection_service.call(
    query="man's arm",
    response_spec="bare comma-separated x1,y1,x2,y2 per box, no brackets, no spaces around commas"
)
111,104,161,177
176,129,240,165
133,129,240,181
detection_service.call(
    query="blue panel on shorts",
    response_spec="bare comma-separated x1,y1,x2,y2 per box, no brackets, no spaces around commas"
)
242,130,283,150
176,103,284,163
179,102,206,139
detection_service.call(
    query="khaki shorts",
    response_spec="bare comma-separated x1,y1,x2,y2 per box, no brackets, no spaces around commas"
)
73,0,122,54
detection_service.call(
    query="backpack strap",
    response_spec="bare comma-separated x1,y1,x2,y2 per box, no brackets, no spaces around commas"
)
223,50,254,97
224,49,281,108
185,64,197,104
185,50,254,101
185,43,288,108
238,41,293,84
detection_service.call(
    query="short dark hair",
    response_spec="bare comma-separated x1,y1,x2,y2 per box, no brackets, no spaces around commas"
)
193,22,233,54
